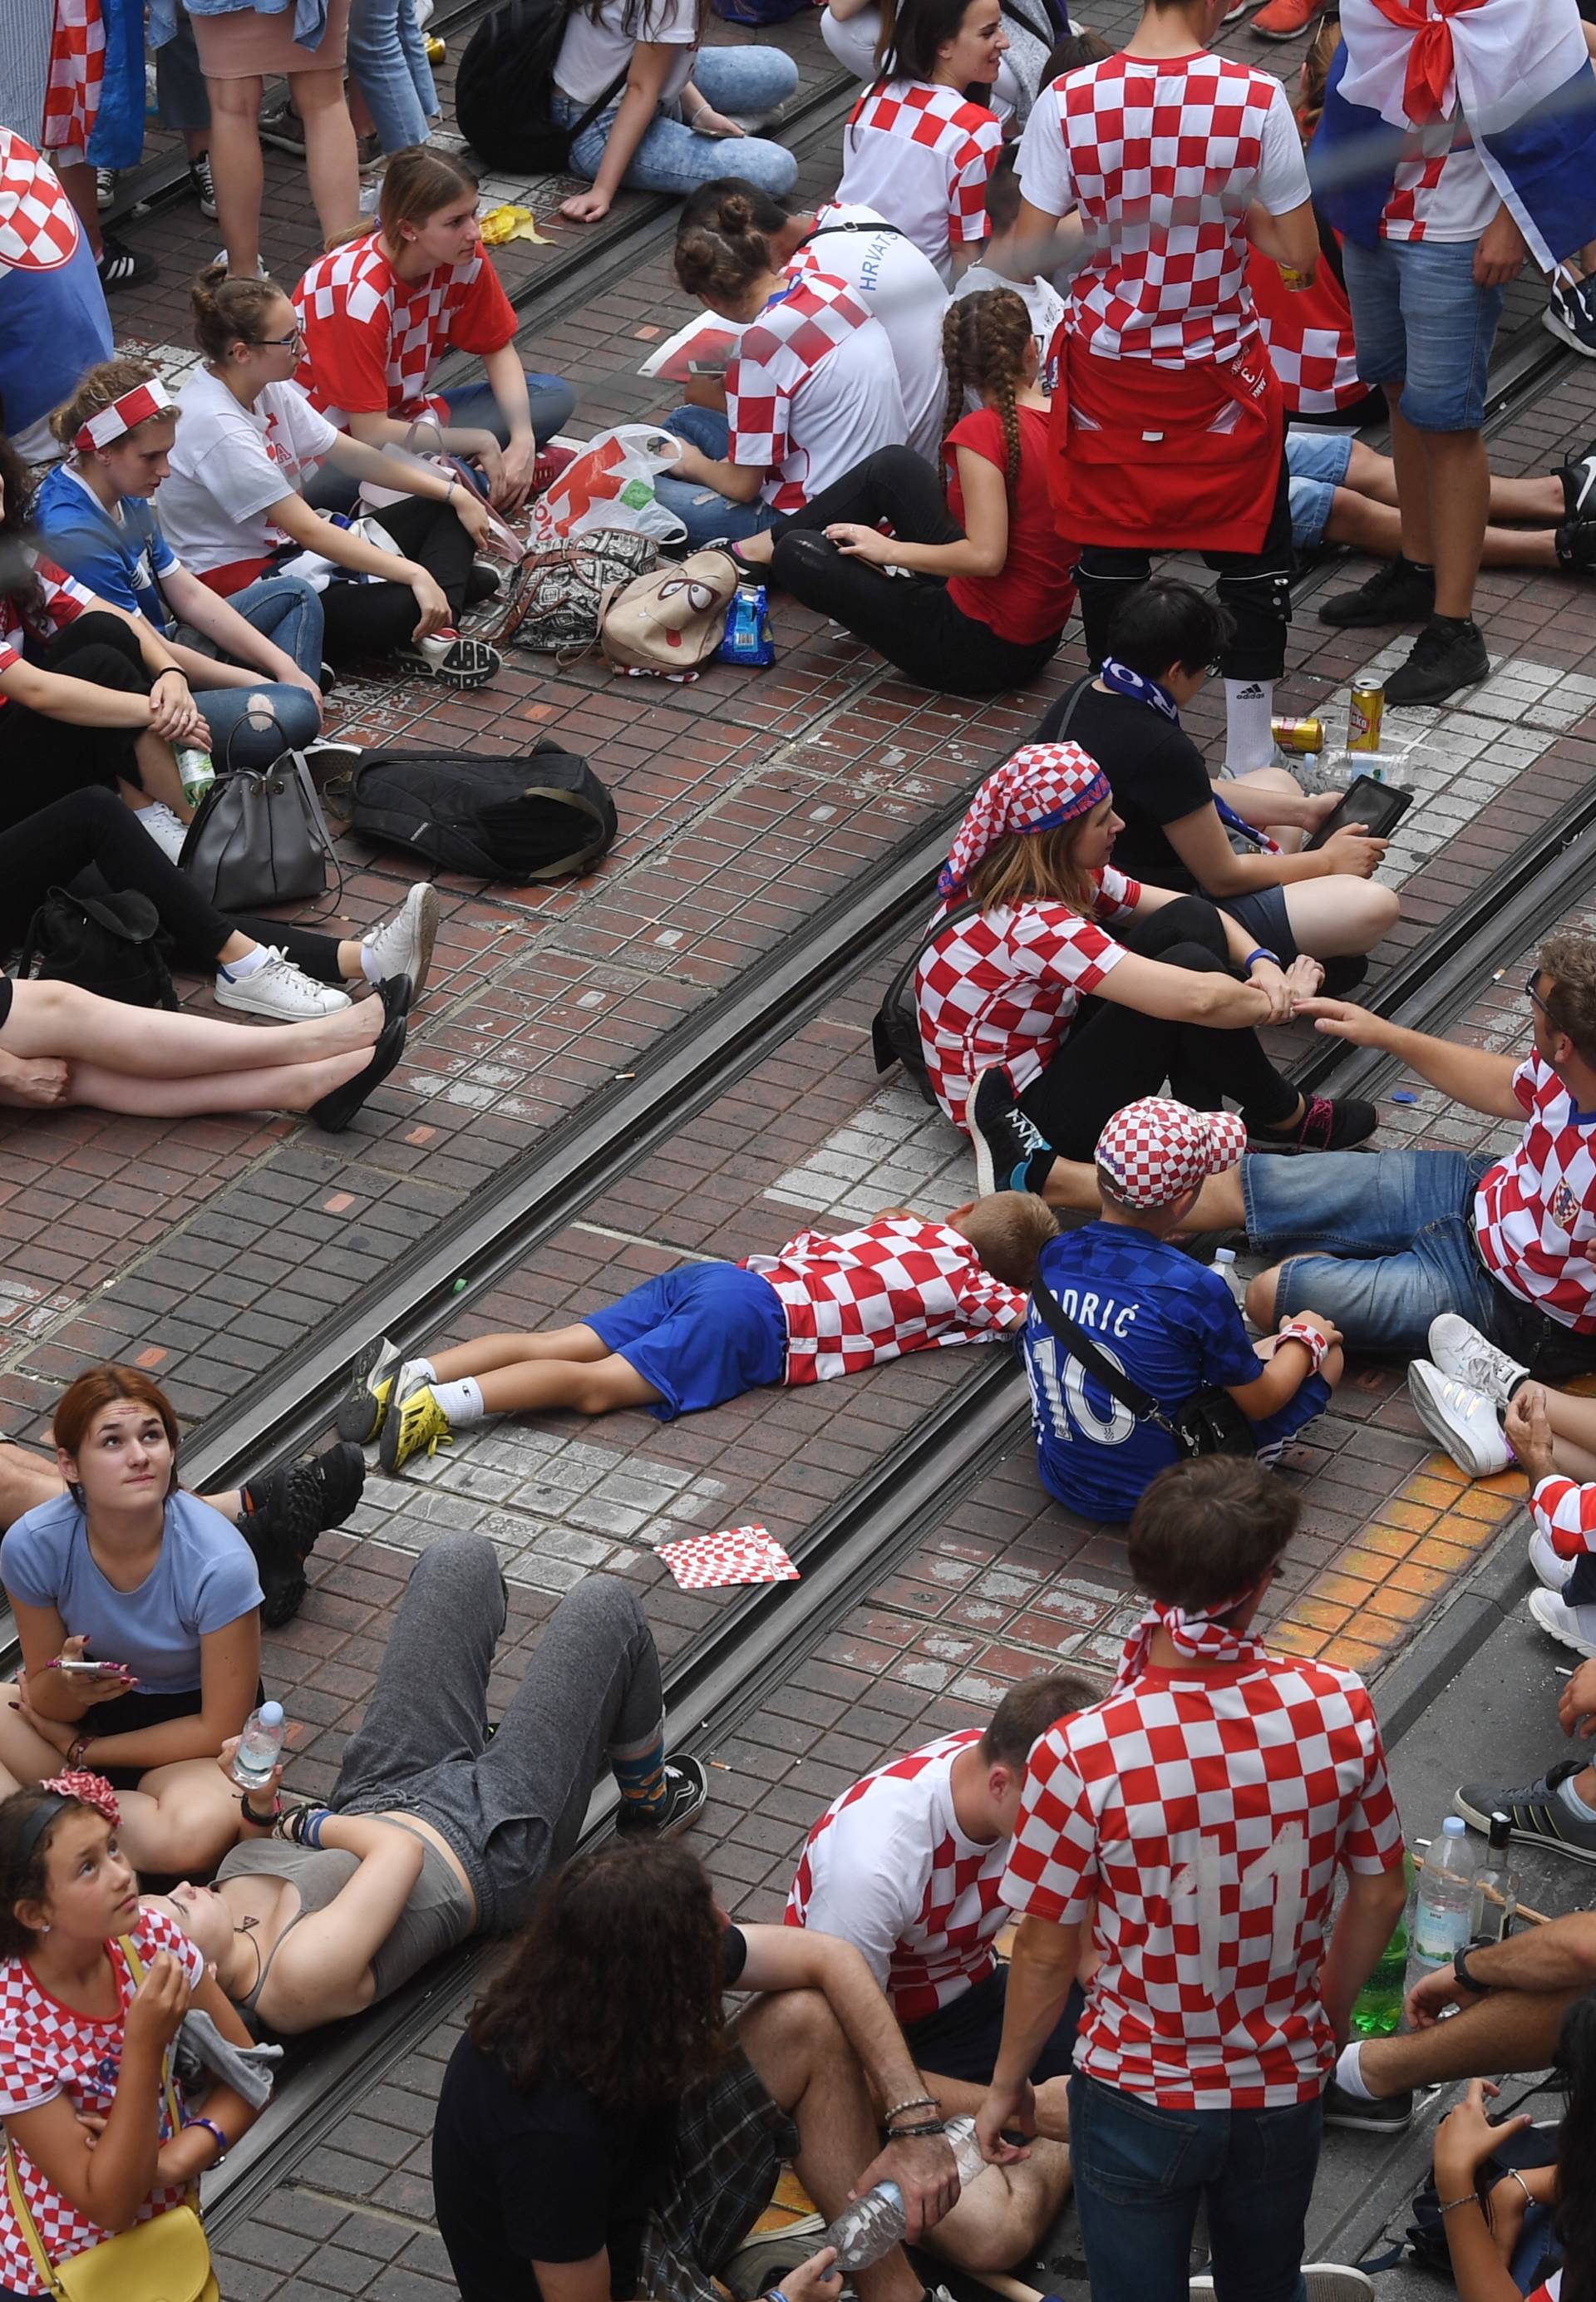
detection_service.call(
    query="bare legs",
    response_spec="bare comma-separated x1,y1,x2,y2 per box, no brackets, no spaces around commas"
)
426,1327,663,1417
0,1446,69,1531
1333,440,1564,527
1533,1387,1596,1483
128,735,193,826
1382,390,1490,621
204,76,268,274
0,1693,242,1872
292,68,362,247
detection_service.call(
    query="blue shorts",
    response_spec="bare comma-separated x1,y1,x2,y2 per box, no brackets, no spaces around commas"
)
1338,234,1505,431
1286,426,1355,550
1218,882,1298,966
586,1263,787,1420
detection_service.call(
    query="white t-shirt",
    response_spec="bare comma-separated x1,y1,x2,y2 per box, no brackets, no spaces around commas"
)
953,262,1066,400
160,367,338,576
554,0,695,109
790,203,949,461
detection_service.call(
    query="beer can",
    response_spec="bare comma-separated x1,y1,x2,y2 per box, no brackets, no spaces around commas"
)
1270,715,1324,756
1348,680,1385,754
1277,263,1313,292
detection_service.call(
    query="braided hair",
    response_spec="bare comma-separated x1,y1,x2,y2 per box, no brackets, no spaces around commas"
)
940,288,1035,514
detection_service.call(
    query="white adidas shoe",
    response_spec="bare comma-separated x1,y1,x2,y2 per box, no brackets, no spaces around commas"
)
1406,1361,1510,1477
135,801,190,862
214,949,352,1019
1426,1314,1528,1409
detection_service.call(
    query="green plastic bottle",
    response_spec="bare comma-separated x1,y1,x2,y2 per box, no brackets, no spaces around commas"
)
1349,1851,1414,2037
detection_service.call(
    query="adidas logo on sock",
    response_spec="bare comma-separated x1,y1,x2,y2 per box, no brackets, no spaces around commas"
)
1236,682,1265,699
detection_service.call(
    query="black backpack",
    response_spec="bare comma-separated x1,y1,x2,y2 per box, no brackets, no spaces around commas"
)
870,897,982,1105
455,0,628,173
19,876,177,1009
345,744,617,880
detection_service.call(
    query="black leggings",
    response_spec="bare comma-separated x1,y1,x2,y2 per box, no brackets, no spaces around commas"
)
1018,895,1300,1159
316,495,480,664
0,614,152,831
769,446,1062,697
0,786,347,983
1072,448,1296,684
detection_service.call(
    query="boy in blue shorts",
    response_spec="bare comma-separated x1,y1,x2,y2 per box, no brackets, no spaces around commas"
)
1023,1098,1341,1523
346,1193,1057,1473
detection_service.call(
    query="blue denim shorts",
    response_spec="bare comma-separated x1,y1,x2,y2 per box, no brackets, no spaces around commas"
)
587,1263,787,1418
1285,426,1354,550
1338,234,1506,431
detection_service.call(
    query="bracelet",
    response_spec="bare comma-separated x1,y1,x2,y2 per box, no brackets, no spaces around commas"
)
883,2121,947,2140
182,2117,227,2168
66,1735,91,1767
1277,1319,1328,1374
1505,2169,1534,2208
685,101,710,126
880,2093,939,2122
281,1804,329,1847
1436,2195,1485,2218
1244,947,1280,971
239,1790,281,1828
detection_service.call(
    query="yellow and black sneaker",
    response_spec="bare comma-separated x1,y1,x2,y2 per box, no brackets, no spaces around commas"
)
381,1371,456,1476
337,1334,402,1444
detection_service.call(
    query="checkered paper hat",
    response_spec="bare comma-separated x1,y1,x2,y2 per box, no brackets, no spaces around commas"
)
938,743,1111,899
1095,1097,1248,1211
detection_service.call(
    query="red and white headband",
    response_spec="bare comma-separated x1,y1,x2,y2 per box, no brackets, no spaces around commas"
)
74,378,178,454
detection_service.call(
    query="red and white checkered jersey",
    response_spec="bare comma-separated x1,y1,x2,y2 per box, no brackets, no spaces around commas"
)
1475,1057,1596,1334
914,874,1141,1130
837,80,1004,283
0,553,93,693
1002,1654,1405,2107
1531,1475,1596,1561
785,1728,1008,2023
42,0,104,163
294,229,518,427
0,132,81,272
1380,122,1498,244
726,274,906,513
741,1217,1024,1385
1016,54,1308,365
0,1905,204,2294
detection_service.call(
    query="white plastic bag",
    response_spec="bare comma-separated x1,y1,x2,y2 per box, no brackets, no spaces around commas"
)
528,425,687,548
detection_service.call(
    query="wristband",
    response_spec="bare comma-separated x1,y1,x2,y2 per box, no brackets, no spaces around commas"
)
66,1735,91,1767
883,2122,946,2140
1451,1945,1492,1997
183,2117,228,2167
880,2093,940,2122
239,1789,281,1828
1277,1319,1328,1375
1244,948,1280,972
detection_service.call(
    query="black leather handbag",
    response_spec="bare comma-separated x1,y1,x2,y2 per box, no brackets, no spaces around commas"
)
1031,1270,1257,1461
179,742,338,914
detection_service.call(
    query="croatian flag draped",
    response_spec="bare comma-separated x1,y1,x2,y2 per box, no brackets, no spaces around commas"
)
1309,0,1596,269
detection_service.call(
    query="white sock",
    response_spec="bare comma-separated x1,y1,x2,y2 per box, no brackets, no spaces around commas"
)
218,944,271,983
1334,2041,1373,2100
431,1376,485,1424
1559,1770,1596,1822
1224,678,1275,771
358,938,382,985
402,1358,437,1389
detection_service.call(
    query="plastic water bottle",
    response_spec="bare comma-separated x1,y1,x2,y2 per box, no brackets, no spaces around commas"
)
1349,1849,1414,2036
1213,1248,1247,1312
1469,1812,1518,1946
1411,1816,1480,1975
175,745,214,807
232,1701,287,1791
822,2117,988,2270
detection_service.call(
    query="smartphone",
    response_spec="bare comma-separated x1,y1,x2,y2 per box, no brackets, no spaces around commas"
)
56,1659,131,1678
1305,773,1413,850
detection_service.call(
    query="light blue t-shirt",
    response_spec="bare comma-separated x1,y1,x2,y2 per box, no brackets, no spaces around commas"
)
0,1490,263,1695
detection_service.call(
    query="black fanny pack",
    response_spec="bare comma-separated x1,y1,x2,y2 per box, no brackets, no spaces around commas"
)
1030,1269,1256,1462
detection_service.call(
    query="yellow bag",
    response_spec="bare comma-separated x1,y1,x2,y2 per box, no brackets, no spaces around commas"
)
2,1936,219,2302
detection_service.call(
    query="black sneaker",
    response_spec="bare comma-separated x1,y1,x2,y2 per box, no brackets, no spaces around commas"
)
1318,954,1368,998
1455,1761,1596,1863
188,151,218,219
1318,555,1436,629
1555,520,1596,577
96,232,157,293
239,1440,366,1627
1559,451,1596,524
336,1333,403,1443
1544,274,1596,358
1249,1092,1377,1154
614,1756,710,1839
969,1063,1055,1198
1322,2078,1416,2133
1384,617,1490,707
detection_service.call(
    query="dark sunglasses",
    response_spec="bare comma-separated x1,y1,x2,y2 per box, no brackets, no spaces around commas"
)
1527,970,1552,1020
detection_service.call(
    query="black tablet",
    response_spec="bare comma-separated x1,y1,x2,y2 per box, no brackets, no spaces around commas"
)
1305,773,1413,850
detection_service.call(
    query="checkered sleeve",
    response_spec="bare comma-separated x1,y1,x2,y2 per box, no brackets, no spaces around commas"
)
1000,1726,1097,1924
949,119,1003,244
1337,1688,1406,1876
446,254,519,356
0,2032,60,2118
725,343,793,473
952,1262,1027,1335
1511,1057,1540,1117
1533,1474,1596,1560
1093,865,1142,921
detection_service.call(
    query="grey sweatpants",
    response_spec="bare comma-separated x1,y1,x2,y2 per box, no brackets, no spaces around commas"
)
332,1532,664,1932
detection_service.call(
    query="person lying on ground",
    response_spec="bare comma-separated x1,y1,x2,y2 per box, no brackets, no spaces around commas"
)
1019,1097,1341,1522
1032,579,1398,986
144,1531,707,2033
349,1190,1056,1474
785,1669,1097,2272
0,964,410,1131
974,1456,1407,2302
0,786,437,1027
736,288,1075,699
1430,2061,1588,2302
293,147,574,515
431,1836,964,2302
920,746,1377,1200
35,357,328,769
0,432,204,865
158,265,502,692
0,1775,265,2297
1032,933,1596,1377
0,1368,356,1873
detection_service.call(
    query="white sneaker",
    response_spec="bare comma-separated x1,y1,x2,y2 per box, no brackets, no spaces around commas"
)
95,166,115,209
1427,1313,1528,1408
214,949,352,1019
1530,1523,1574,1591
362,884,439,1002
1406,1361,1510,1477
135,801,190,862
1528,1584,1596,1658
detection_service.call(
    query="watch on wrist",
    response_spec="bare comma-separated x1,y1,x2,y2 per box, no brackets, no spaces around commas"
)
1452,1944,1491,1995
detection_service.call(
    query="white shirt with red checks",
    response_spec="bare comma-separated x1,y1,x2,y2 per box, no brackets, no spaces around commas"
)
741,1217,1024,1386
1532,1475,1596,1563
294,229,519,429
837,81,1004,285
785,1728,1007,2025
0,553,94,705
0,1906,205,2295
1015,53,1308,366
725,274,907,514
1379,120,1498,244
1001,1650,1405,2107
1475,1055,1596,1334
914,873,1141,1131
42,0,105,165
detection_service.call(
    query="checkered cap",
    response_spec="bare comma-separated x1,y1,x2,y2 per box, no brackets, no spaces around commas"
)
1096,1097,1248,1210
938,743,1111,898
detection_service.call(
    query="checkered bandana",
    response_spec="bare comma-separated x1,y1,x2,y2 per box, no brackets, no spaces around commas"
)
938,744,1111,899
1096,1097,1249,1210
37,1772,119,1825
74,380,177,453
1113,1590,1265,1693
